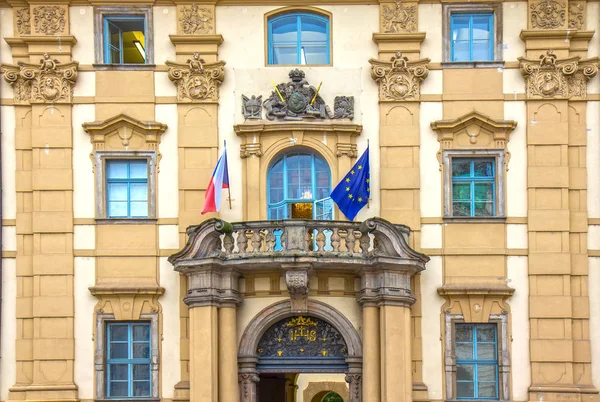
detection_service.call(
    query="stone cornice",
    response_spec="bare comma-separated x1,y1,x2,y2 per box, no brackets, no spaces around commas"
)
437,285,515,298
430,110,518,133
372,32,426,45
169,34,224,46
234,121,363,136
89,285,166,296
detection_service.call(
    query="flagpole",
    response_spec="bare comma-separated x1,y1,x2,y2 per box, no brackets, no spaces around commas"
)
225,140,232,209
367,139,370,209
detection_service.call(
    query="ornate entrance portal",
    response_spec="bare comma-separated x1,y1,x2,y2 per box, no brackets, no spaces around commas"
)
238,300,363,402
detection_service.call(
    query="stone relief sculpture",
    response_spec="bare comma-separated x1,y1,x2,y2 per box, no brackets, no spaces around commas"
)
241,95,262,119
16,8,31,35
285,270,310,313
381,2,417,33
519,50,599,99
33,5,66,35
2,53,78,103
179,3,213,34
369,51,430,101
568,1,584,30
166,53,225,102
530,0,566,29
334,96,355,120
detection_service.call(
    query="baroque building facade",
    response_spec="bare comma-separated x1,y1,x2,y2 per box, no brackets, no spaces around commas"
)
0,1,599,402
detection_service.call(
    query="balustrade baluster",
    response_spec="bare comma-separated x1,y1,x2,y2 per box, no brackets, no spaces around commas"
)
339,229,348,252
315,228,326,252
331,228,340,252
265,229,276,252
347,230,356,253
223,232,234,253
236,230,248,254
359,231,370,255
251,230,261,253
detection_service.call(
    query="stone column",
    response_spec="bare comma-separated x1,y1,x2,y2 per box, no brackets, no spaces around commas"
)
238,357,260,402
360,301,380,402
219,269,242,402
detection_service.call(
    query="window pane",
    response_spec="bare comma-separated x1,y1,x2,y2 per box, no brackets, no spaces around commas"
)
473,40,492,61
273,46,297,64
108,22,120,49
456,343,474,360
133,342,150,359
302,46,328,64
456,325,473,342
456,381,475,398
110,48,120,64
106,18,146,64
452,159,471,177
130,160,148,179
110,343,128,359
474,159,494,177
300,16,327,42
272,16,298,43
452,183,471,201
477,343,497,360
130,201,148,218
107,161,128,179
130,183,148,202
451,15,470,62
108,201,128,218
453,202,471,216
110,364,129,381
110,381,128,397
477,365,496,382
108,183,127,202
474,202,494,217
133,324,150,341
110,324,129,341
456,364,474,381
133,381,150,397
474,183,493,201
477,326,496,342
270,189,284,203
453,41,470,62
478,381,497,398
133,364,150,380
472,15,492,40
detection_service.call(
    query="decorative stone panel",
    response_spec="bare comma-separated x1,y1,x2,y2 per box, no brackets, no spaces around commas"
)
15,7,31,35
519,50,599,99
32,4,68,35
1,53,78,104
178,3,214,34
529,0,567,29
166,53,225,102
568,1,585,29
369,51,430,101
380,1,417,33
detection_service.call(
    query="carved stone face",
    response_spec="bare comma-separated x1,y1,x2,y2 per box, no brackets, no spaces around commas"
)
189,76,208,99
42,77,60,100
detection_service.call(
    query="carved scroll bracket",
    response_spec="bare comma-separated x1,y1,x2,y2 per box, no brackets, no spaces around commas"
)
369,51,430,101
1,53,78,104
518,49,599,99
284,268,311,313
166,52,225,102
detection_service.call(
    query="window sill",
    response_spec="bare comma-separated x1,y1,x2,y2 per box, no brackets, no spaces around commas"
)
443,216,506,223
93,63,156,71
95,399,160,402
441,61,505,69
96,218,157,225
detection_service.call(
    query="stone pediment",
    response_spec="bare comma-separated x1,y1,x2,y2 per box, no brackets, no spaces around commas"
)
82,113,167,152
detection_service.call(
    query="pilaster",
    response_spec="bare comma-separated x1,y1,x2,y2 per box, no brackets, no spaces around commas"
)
1,8,79,398
370,6,429,397
520,11,600,398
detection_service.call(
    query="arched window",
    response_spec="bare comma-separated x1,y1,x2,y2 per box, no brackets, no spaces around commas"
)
267,11,331,65
268,152,333,220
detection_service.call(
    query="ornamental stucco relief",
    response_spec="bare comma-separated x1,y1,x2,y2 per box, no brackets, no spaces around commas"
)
2,53,78,103
519,50,599,99
381,2,417,33
369,51,430,101
16,7,31,35
179,3,214,34
166,53,225,102
530,0,566,29
33,5,66,35
568,1,584,30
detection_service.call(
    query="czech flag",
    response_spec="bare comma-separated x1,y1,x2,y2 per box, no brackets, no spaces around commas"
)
201,145,230,214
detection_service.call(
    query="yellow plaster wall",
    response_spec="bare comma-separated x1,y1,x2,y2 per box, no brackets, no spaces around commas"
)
0,259,17,400
295,373,348,402
420,256,444,401
1,106,16,219
73,257,96,400
588,3,600,60
73,72,95,98
236,297,288,344
69,7,94,65
419,102,443,218
418,4,442,63
502,2,527,63
153,6,177,63
506,256,530,401
505,102,528,217
0,8,12,65
156,104,179,219
159,257,180,398
590,258,600,389
72,104,95,219
155,72,177,97
312,296,361,332
587,101,600,218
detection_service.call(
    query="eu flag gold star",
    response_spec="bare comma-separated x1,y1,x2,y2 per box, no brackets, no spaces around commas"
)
366,179,370,183
358,197,363,202
367,187,370,192
345,178,350,183
351,170,355,175
358,165,362,170
348,194,353,199
346,187,350,191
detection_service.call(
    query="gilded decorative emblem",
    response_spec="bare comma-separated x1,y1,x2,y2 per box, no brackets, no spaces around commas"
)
519,49,599,99
568,1,584,30
333,96,354,120
381,2,417,33
166,52,225,102
33,5,66,35
179,4,213,34
242,95,262,119
369,51,430,101
530,0,566,29
16,8,31,35
1,53,78,103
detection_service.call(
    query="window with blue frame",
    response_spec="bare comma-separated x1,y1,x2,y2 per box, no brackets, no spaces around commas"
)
451,157,496,217
103,16,147,64
106,160,148,218
106,322,151,398
267,12,330,65
450,13,494,62
455,324,499,399
268,152,333,219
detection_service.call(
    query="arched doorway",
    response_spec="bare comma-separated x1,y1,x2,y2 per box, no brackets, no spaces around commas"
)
238,300,362,402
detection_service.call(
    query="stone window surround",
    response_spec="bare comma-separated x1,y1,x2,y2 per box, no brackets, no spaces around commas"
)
93,6,155,69
94,151,157,222
94,312,160,401
444,313,510,402
442,149,506,222
442,3,503,68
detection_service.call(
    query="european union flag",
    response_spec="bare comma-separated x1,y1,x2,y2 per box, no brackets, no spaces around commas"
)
330,146,370,221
